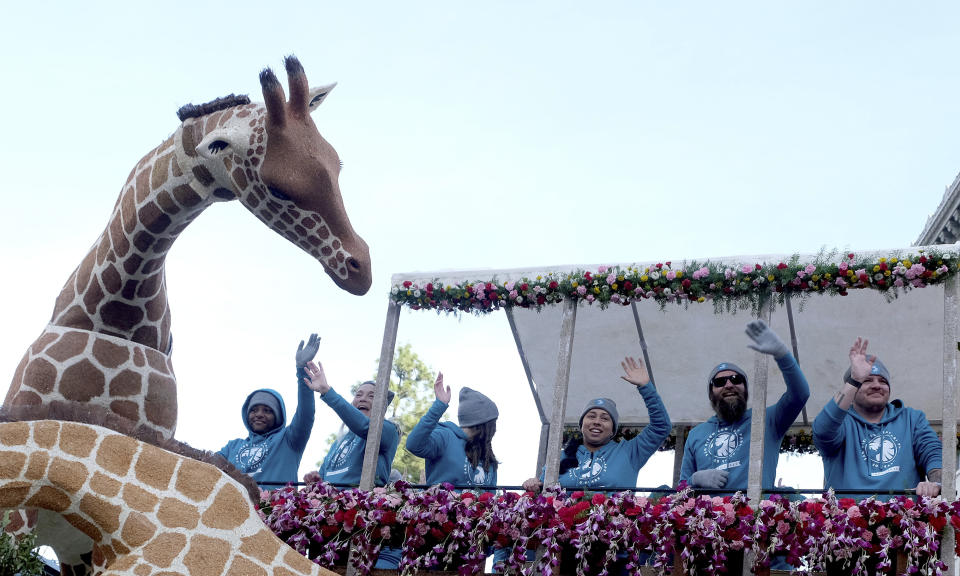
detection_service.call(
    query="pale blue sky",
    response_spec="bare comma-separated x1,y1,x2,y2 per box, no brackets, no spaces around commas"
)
1,2,958,486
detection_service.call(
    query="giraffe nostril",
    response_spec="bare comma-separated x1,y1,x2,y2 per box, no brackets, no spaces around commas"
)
347,258,360,272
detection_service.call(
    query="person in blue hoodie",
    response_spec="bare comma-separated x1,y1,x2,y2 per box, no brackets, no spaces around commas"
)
217,333,322,489
522,354,671,491
301,362,400,488
406,373,499,487
680,320,810,494
813,337,942,499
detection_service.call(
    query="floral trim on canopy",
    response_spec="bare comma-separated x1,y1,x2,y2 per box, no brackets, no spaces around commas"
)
390,249,958,316
260,482,952,576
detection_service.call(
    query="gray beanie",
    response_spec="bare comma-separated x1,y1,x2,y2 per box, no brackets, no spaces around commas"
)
458,387,498,428
844,358,891,387
579,398,619,431
248,391,281,420
708,362,748,390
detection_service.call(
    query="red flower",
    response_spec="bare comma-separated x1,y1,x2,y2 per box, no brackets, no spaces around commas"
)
520,283,529,291
403,280,412,288
478,492,494,503
920,255,928,263
848,253,855,259
536,295,546,305
755,263,762,270
665,261,672,267
879,262,888,271
623,280,633,291
591,493,606,505
930,515,947,532
777,262,787,270
655,263,663,269
549,281,559,289
682,279,692,289
426,283,434,291
571,491,585,500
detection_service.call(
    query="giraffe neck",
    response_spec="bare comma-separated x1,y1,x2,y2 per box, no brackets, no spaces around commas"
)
49,106,265,352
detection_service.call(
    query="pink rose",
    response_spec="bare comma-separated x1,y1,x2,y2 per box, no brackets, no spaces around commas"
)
576,285,587,296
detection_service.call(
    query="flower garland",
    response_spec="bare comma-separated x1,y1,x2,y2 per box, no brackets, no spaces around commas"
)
390,250,958,315
259,483,952,576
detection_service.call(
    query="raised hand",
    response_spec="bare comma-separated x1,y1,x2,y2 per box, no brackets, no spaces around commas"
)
296,333,321,369
745,320,789,358
304,470,321,484
620,355,651,387
302,360,330,394
849,337,875,382
434,372,451,403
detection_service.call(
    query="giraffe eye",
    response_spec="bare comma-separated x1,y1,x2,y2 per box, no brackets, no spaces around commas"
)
207,140,229,153
268,187,291,201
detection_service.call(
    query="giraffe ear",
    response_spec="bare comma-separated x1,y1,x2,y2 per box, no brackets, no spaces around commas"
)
196,127,247,160
307,83,337,113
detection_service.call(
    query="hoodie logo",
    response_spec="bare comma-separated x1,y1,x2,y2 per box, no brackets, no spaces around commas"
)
860,430,901,476
325,436,362,476
703,427,744,465
464,459,488,485
563,455,608,486
236,440,269,474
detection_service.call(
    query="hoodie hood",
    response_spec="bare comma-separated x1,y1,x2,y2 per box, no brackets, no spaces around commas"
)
849,398,904,425
241,388,287,436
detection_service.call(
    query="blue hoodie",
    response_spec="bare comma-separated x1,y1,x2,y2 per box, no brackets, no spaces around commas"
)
406,399,498,487
317,388,399,486
813,398,942,498
544,384,671,489
680,354,810,493
217,378,315,488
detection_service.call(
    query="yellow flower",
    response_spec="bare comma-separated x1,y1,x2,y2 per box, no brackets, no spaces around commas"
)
847,270,855,277
612,283,618,290
641,275,649,282
767,274,775,281
811,275,820,282
676,270,684,278
406,290,412,296
617,275,624,281
872,265,880,273
825,273,832,280
879,257,887,263
884,270,891,276
903,260,912,268
697,296,706,303
537,275,543,281
593,287,600,294
572,281,579,288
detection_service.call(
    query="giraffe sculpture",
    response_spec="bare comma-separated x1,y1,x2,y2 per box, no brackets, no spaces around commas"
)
4,55,370,440
0,416,338,576
2,57,370,573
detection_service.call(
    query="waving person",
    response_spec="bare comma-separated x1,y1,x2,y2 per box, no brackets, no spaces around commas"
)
406,372,499,487
522,354,671,491
217,333,323,488
303,363,400,487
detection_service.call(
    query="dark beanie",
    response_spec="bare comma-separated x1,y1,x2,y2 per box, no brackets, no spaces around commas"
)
458,387,498,428
707,362,748,390
579,398,619,431
248,391,281,420
358,381,396,405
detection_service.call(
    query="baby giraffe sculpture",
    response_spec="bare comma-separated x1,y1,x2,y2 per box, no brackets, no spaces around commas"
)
5,56,371,440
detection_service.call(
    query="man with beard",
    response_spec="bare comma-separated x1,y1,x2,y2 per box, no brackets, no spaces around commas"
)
813,337,941,499
680,320,810,494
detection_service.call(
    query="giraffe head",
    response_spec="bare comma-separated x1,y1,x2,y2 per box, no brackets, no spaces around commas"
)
188,56,372,295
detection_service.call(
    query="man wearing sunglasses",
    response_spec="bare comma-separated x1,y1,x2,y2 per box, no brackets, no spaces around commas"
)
680,320,810,494
813,337,941,499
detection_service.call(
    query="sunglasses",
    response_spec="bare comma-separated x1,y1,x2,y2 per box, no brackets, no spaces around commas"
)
711,374,746,388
